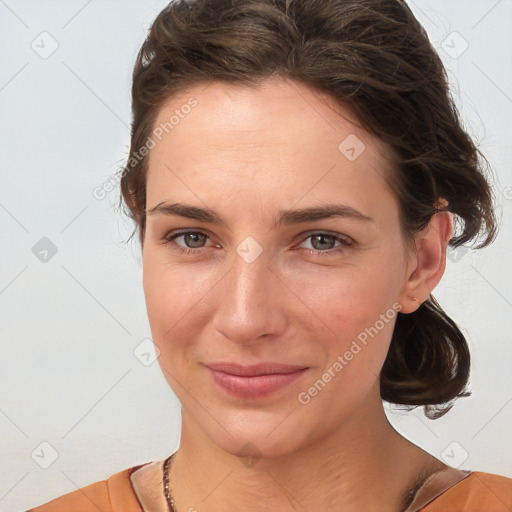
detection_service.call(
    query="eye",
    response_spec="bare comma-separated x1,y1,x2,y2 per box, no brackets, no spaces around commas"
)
162,229,214,255
297,232,353,256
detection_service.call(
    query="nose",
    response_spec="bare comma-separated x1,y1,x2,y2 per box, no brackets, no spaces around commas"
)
212,249,287,345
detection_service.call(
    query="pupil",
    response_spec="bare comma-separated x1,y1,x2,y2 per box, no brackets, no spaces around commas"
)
312,234,333,250
186,233,205,248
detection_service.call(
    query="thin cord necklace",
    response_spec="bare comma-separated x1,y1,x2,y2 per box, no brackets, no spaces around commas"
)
162,451,442,512
163,453,177,512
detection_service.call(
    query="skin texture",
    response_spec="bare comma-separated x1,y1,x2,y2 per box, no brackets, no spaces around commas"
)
135,77,455,512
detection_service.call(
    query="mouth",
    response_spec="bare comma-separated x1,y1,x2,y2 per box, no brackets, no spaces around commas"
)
205,361,308,376
204,362,309,399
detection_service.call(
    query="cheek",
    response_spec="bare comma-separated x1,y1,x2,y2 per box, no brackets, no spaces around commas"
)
282,252,403,379
284,258,400,336
142,259,206,394
142,249,233,379
293,273,400,418
142,253,204,347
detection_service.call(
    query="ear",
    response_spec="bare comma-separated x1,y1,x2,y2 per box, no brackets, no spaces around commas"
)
398,206,453,314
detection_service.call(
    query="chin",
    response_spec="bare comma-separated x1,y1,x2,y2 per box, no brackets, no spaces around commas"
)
204,416,315,464
220,437,300,463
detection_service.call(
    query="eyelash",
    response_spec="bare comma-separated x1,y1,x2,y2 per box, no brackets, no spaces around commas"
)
162,229,353,257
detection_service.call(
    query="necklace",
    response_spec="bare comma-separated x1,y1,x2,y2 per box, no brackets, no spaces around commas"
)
161,451,450,512
163,453,177,512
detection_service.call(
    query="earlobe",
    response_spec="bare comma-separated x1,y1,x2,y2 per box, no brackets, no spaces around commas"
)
398,209,453,314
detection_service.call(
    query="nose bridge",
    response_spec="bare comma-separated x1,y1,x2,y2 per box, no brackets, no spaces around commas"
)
232,250,268,304
229,249,271,317
214,247,282,343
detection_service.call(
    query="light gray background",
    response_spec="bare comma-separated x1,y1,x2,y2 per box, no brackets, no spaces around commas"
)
1,1,511,511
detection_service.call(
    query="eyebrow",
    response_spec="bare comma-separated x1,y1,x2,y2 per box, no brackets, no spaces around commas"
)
146,202,374,226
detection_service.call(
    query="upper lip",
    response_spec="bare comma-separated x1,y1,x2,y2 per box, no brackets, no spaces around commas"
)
205,362,308,376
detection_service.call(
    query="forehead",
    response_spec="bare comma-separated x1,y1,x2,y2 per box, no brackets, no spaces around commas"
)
145,78,397,223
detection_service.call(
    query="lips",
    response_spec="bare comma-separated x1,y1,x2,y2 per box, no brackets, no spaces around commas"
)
204,362,309,399
204,362,308,376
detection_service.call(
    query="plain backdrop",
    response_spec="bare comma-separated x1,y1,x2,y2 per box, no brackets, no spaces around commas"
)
1,1,511,511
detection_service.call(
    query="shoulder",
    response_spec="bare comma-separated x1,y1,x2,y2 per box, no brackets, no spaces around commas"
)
26,463,152,512
422,471,512,512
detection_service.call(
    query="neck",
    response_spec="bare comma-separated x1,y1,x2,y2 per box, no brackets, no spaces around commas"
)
169,391,444,512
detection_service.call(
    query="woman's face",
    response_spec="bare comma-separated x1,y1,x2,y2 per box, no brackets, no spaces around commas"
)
142,78,417,458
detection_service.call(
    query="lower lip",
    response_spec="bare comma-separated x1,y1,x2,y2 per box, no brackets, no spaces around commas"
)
207,367,308,399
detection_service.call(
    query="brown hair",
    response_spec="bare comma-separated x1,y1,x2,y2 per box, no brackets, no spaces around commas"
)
119,0,497,418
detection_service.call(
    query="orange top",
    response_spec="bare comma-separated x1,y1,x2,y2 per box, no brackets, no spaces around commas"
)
26,464,512,512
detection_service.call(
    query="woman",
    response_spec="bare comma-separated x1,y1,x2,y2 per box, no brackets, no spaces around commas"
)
28,0,511,510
